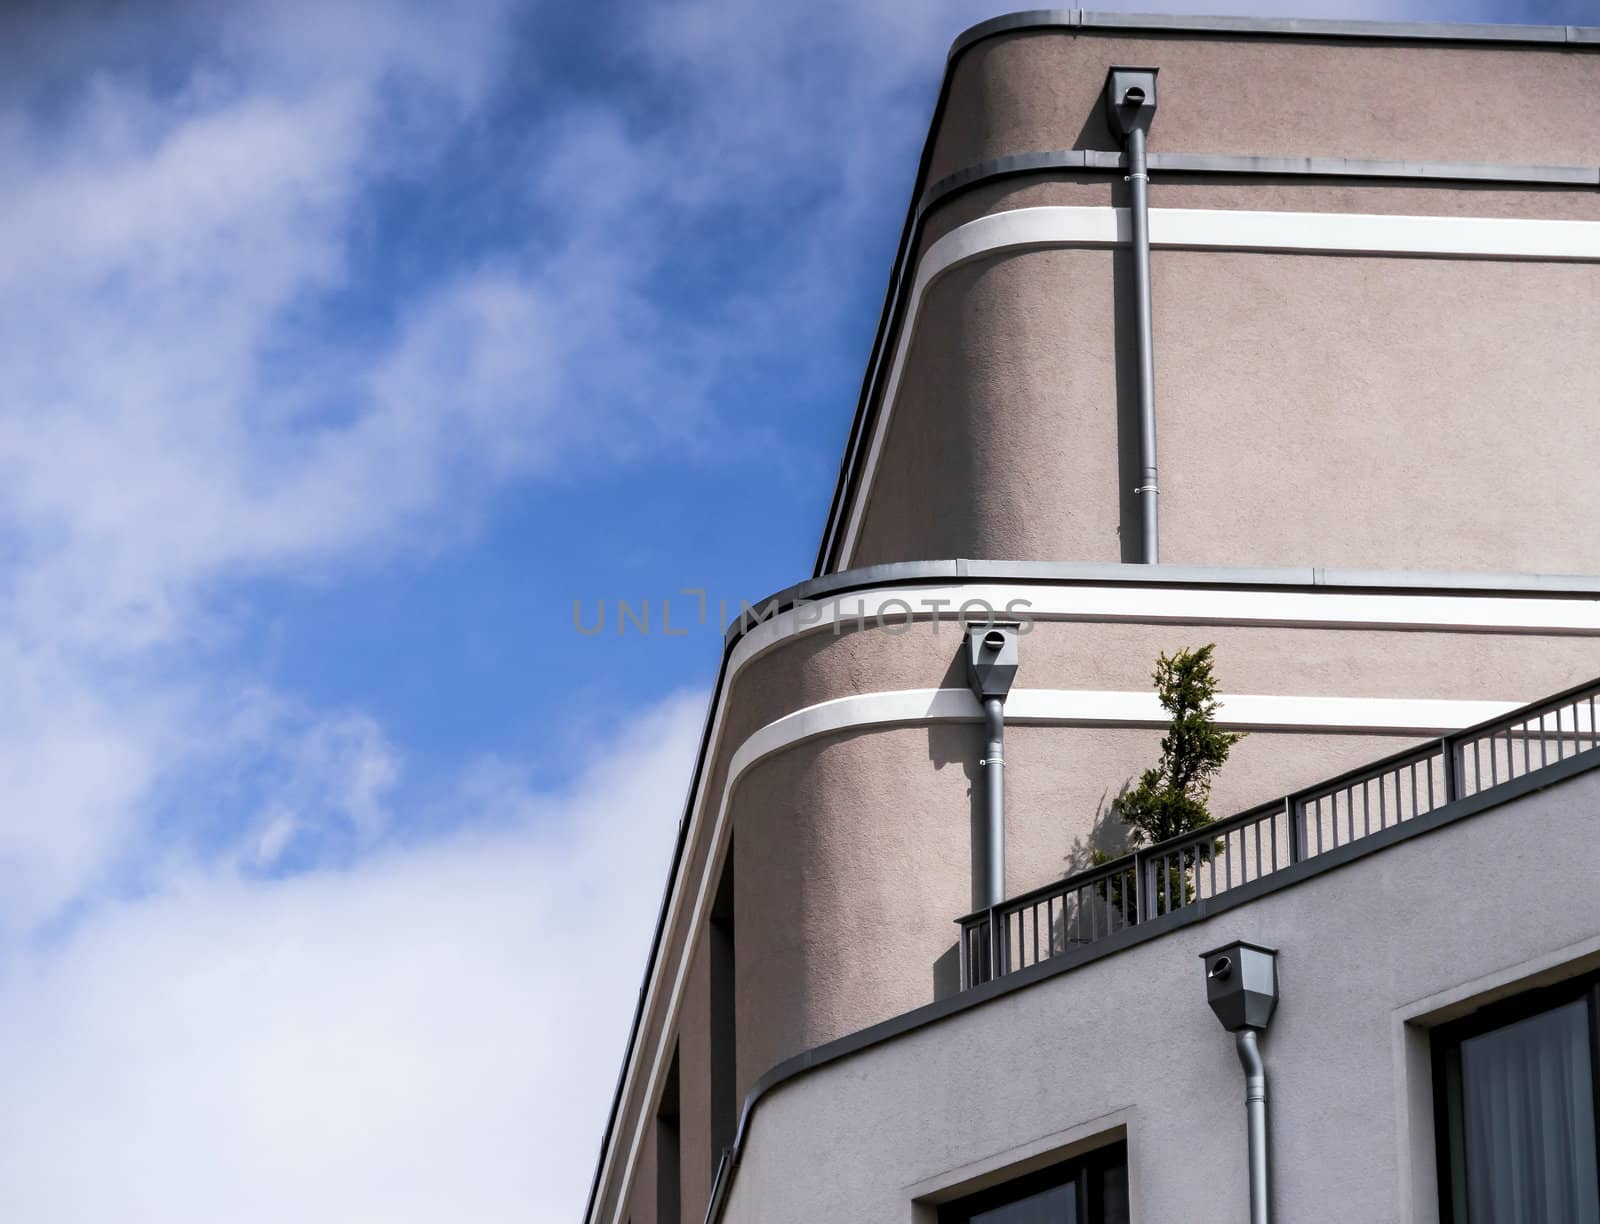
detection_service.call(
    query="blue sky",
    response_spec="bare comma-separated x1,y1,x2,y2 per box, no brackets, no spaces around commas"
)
0,0,1592,1220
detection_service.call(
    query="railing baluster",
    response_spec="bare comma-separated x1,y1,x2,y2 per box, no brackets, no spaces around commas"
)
959,681,1600,992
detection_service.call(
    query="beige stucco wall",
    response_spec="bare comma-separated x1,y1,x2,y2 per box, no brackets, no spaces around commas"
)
848,26,1600,573
919,179,1600,255
725,615,1600,743
1157,251,1600,572
715,601,1599,1108
926,31,1600,182
850,243,1600,571
730,721,1423,1098
852,250,1125,566
594,588,1600,1224
722,765,1600,1224
677,944,714,1220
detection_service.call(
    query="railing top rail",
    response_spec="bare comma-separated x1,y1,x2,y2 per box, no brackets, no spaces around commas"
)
1292,739,1444,802
955,853,1132,926
1148,797,1286,854
1456,675,1600,739
957,795,1289,927
957,674,1600,933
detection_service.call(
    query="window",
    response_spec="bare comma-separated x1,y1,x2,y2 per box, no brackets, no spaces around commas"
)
1433,972,1600,1224
656,1046,681,1224
938,1142,1129,1224
709,853,737,1168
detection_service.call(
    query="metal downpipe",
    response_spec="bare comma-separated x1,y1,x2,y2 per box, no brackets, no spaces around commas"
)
1235,1029,1271,1224
982,695,1006,911
1127,123,1159,564
965,624,1018,981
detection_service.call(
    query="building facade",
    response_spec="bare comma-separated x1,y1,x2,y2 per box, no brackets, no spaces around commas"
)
586,12,1600,1224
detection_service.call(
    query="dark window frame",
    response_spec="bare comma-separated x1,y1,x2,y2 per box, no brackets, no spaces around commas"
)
656,1045,682,1224
1431,969,1600,1224
937,1140,1127,1224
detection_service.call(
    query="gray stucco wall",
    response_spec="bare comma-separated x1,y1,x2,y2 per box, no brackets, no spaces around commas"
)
721,766,1600,1224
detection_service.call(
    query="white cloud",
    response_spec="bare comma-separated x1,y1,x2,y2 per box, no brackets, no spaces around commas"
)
0,0,550,940
0,690,699,1224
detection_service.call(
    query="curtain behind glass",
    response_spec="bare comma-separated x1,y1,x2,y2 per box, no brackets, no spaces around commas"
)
1098,1157,1130,1224
1460,998,1599,1224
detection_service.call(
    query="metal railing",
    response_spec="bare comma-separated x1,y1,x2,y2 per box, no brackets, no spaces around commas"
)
959,676,1600,989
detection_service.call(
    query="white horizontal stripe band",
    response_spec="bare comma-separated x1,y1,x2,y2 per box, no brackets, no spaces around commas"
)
593,573,1600,1219
836,204,1600,566
731,583,1600,679
732,691,1523,774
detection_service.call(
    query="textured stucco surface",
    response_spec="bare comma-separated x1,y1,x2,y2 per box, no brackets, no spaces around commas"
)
917,178,1600,254
851,250,1125,567
729,721,1423,1109
850,244,1600,572
724,614,1600,745
595,599,1599,1224
1156,250,1600,572
722,767,1600,1224
848,25,1600,575
926,31,1600,184
677,943,714,1220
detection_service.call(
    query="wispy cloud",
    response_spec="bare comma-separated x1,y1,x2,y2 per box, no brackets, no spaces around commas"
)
0,1,718,1213
0,0,549,938
0,690,698,1224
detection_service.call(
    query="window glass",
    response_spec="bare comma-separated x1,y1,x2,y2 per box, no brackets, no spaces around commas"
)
939,1142,1125,1224
1099,1156,1130,1224
1458,1000,1599,1224
1435,975,1600,1224
970,1181,1075,1224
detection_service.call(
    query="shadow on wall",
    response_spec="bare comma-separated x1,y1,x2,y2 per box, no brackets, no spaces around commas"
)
927,719,980,1000
1065,783,1135,875
1062,70,1144,563
924,710,1138,998
1112,235,1144,563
